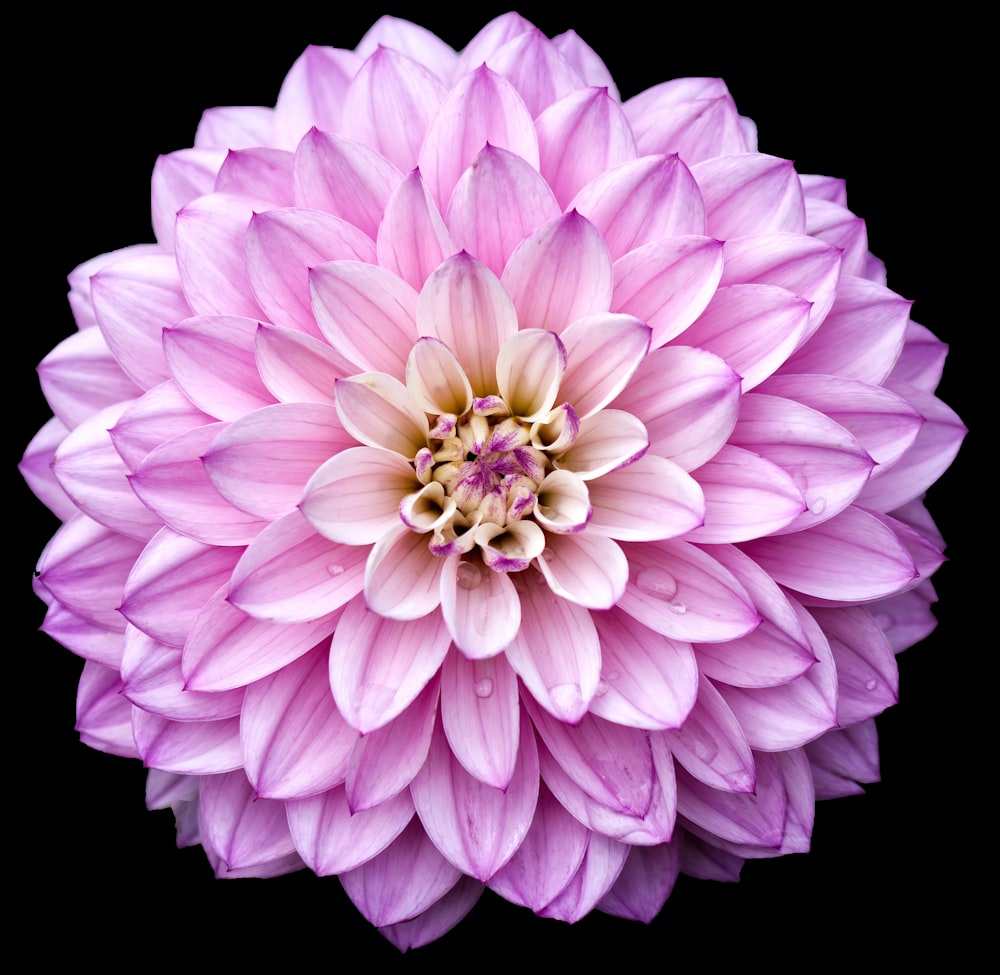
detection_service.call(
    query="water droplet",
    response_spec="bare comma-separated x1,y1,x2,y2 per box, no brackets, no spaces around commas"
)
668,601,687,615
594,678,609,697
793,471,809,494
808,496,827,515
636,567,677,601
474,677,494,698
539,547,555,562
327,563,344,576
865,678,878,691
456,561,482,590
607,670,620,682
549,682,582,719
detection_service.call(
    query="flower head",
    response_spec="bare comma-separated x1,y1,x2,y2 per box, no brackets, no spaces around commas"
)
23,11,965,948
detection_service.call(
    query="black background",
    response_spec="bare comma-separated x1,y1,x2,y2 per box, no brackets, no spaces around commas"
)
14,4,984,964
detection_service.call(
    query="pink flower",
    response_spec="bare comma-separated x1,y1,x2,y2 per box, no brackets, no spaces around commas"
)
23,12,965,948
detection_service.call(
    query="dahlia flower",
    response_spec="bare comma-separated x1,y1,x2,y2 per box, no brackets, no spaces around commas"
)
23,11,965,948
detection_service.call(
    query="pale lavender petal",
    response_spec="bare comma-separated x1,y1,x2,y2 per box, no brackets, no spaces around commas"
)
484,28,584,117
340,818,462,927
341,47,448,171
163,315,275,420
199,770,297,870
618,539,760,643
203,401,353,521
174,193,269,319
286,784,414,875
20,417,78,521
538,833,629,922
804,720,880,799
569,155,707,260
151,148,227,248
411,712,539,880
597,842,680,923
440,647,520,789
183,588,338,691
589,607,699,730
38,326,142,430
254,324,343,405
356,15,458,79
76,661,138,758
536,532,628,609
418,65,539,209
345,679,440,811
487,783,589,909
334,373,429,459
611,345,740,472
228,509,367,623
330,595,450,732
506,574,601,723
439,554,521,660
273,46,362,149
611,236,724,349
691,154,805,237
196,106,275,149
379,877,484,953
805,198,869,277
41,601,124,668
310,261,419,378
246,207,376,337
293,129,402,239
91,252,191,390
241,643,360,799
889,319,949,391
215,147,295,205
501,210,612,334
364,526,445,620
553,409,648,480
417,252,519,396
447,145,560,278
536,87,637,207
377,170,457,292
132,709,242,774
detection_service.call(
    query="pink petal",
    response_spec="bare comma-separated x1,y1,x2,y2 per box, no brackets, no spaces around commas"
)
309,261,419,378
660,677,755,793
612,345,740,471
446,144,561,278
121,625,244,721
52,403,162,540
741,505,918,602
487,783,589,909
536,532,627,609
597,842,680,923
339,818,462,927
199,770,296,870
183,589,338,692
215,147,294,205
377,169,457,292
364,526,445,621
439,554,521,659
501,210,612,334
174,193,269,319
345,679,440,811
680,283,812,391
589,607,699,730
20,417,77,521
91,252,191,390
537,832,629,922
416,252,518,396
506,574,601,722
418,65,539,209
805,198,869,277
109,380,213,472
163,315,275,420
228,509,367,623
38,326,142,430
779,276,911,385
341,47,448,171
569,155,707,260
553,409,648,480
536,87,637,207
203,401,353,521
611,235,725,349
411,712,540,880
691,154,805,237
804,720,880,799
618,539,761,643
889,319,949,392
254,324,343,405
121,527,243,647
151,148,227,248
378,877,483,953
37,515,145,629
684,444,806,543
440,647,521,789
241,643,360,799
292,129,402,239
355,15,458,80
587,453,705,541
730,392,875,532
132,710,242,774
129,424,270,546
484,28,584,117
41,601,124,668
334,373,429,459
245,207,376,337
329,594,450,732
286,784,414,875
75,661,138,758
